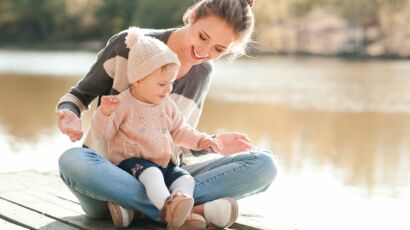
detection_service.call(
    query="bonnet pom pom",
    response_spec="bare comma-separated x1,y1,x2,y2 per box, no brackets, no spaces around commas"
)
125,27,144,49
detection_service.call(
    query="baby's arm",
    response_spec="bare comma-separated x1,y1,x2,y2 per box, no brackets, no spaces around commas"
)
168,101,223,152
91,96,122,141
197,136,223,152
99,96,119,116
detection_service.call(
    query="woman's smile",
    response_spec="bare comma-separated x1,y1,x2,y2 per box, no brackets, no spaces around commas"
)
191,46,208,60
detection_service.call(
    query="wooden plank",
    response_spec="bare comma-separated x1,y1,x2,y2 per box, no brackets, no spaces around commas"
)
0,171,79,204
20,189,165,230
1,190,166,230
0,218,29,230
0,198,76,230
0,180,84,216
235,215,270,230
0,172,166,229
0,171,100,229
1,189,105,229
0,171,264,230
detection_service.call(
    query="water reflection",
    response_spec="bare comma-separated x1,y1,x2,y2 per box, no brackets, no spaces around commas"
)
199,99,410,196
212,57,410,114
0,73,409,195
1,57,410,229
0,75,77,142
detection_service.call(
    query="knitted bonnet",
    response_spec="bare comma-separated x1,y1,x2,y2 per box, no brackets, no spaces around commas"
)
125,27,180,83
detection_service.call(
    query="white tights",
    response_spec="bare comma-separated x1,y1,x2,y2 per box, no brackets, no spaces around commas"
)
138,167,195,210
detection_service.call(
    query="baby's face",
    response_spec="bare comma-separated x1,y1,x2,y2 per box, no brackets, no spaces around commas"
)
133,64,178,104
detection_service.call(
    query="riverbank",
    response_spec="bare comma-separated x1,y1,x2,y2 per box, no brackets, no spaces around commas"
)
0,41,104,52
2,43,410,60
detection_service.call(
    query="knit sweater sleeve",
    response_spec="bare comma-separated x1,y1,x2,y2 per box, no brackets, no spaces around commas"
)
166,99,208,151
56,31,128,116
91,107,124,141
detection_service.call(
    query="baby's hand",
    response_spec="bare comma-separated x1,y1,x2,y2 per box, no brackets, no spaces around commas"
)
198,137,223,153
99,95,120,116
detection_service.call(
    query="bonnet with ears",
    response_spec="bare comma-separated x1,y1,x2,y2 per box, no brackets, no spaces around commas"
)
125,27,180,84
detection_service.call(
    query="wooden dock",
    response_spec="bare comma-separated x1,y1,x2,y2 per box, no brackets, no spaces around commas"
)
0,170,266,230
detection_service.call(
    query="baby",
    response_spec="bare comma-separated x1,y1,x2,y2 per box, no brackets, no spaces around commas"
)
91,27,222,229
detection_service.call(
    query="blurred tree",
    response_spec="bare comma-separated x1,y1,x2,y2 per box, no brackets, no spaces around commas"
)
253,0,283,52
1,0,409,56
253,0,409,56
94,0,138,39
0,0,74,42
134,0,191,28
289,0,323,52
324,0,407,55
60,0,100,41
288,0,323,17
326,0,406,25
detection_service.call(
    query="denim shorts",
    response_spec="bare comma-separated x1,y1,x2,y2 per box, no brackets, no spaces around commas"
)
118,158,190,187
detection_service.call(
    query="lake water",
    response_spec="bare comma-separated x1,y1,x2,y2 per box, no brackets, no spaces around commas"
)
0,50,409,230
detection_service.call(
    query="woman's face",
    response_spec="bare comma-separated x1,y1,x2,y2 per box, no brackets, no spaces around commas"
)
183,14,237,65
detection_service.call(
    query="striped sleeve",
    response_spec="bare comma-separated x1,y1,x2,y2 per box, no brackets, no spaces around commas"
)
56,31,129,116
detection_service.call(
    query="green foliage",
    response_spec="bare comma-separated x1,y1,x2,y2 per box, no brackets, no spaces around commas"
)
286,0,408,25
323,0,379,25
94,0,139,39
289,0,323,17
318,0,407,25
134,0,192,28
0,0,409,55
0,0,70,42
0,0,192,43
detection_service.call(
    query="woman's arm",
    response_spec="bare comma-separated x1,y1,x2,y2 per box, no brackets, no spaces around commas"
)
56,32,127,116
56,31,129,141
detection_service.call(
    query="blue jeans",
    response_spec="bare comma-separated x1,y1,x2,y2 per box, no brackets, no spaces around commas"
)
58,147,277,221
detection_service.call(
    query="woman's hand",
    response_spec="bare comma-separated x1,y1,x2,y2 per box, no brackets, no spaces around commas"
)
99,95,120,116
215,132,253,156
56,109,83,142
198,137,223,153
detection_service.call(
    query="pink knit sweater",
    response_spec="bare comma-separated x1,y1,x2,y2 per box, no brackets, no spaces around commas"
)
91,89,208,167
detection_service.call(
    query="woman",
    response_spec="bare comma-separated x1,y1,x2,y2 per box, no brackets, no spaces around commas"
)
56,0,277,228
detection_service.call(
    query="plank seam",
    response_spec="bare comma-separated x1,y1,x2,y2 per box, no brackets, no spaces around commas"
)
0,197,90,230
0,215,33,230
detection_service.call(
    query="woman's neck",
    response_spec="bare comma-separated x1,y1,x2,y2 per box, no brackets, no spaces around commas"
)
167,28,193,79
